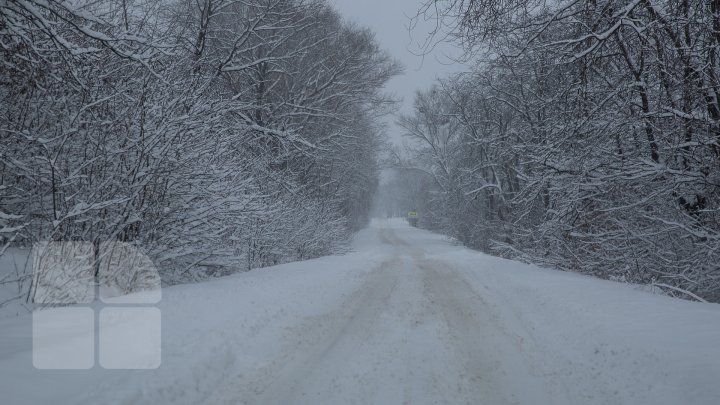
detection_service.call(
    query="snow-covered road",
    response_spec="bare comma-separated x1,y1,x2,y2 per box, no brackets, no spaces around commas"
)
2,219,720,404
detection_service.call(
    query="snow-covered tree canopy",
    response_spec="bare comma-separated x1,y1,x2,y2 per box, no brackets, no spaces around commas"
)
0,0,401,288
404,0,720,302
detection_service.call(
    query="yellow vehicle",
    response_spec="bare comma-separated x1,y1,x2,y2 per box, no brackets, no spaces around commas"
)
407,210,418,227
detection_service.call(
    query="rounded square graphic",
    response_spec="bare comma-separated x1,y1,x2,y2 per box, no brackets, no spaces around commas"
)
32,242,95,304
33,307,94,369
98,241,161,304
99,307,161,369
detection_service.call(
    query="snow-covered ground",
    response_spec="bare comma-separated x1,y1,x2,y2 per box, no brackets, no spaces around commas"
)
1,218,719,404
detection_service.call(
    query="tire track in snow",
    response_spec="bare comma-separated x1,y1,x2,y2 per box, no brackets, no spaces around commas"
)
230,224,569,404
243,255,402,404
419,258,563,404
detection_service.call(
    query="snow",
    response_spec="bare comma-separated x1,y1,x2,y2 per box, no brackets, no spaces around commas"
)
1,218,719,404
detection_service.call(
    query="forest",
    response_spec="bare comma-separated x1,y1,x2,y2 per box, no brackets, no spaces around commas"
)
389,0,720,302
2,0,720,304
0,0,399,288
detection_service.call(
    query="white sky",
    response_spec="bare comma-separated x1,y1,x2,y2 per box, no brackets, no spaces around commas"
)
330,0,466,148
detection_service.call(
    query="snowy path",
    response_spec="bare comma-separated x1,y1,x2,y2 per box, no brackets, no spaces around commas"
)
2,219,720,404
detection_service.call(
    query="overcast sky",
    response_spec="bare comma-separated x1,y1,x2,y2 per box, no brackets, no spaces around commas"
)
330,0,466,147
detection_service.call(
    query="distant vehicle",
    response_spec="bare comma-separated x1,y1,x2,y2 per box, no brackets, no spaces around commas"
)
407,210,418,227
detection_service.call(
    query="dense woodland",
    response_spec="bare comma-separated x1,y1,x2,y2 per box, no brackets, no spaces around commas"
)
2,0,719,305
0,0,399,287
394,0,720,302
